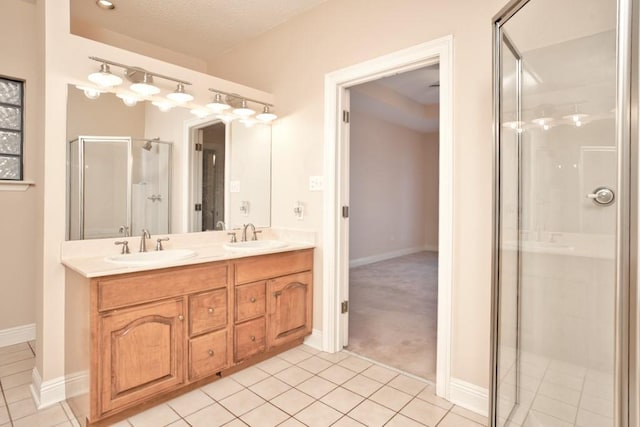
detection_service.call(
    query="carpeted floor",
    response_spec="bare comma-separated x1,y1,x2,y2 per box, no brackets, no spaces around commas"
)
346,251,438,381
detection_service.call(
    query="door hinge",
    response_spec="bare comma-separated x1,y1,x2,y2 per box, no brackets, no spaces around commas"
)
195,203,202,211
195,143,203,151
341,300,349,314
342,110,350,123
342,206,349,218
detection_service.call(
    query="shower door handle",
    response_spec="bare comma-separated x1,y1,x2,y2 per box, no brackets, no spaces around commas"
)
587,187,615,206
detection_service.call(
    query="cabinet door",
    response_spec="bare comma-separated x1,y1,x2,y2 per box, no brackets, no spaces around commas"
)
99,298,185,414
267,271,312,348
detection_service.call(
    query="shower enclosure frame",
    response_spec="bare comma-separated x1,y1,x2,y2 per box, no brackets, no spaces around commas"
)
67,136,173,240
489,0,637,426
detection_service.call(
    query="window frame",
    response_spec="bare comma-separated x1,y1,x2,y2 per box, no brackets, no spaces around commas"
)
0,75,24,181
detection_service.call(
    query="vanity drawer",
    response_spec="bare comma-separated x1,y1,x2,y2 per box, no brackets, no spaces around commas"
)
234,317,266,362
189,329,228,381
235,249,313,285
235,281,266,322
189,289,228,337
98,263,228,312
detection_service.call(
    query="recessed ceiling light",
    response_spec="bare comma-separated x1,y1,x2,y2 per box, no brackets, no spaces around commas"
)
96,0,115,10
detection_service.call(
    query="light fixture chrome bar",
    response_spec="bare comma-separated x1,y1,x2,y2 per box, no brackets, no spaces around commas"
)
88,56,192,86
207,88,273,107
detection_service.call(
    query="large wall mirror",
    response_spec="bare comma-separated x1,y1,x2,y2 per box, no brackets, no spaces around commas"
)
66,85,272,240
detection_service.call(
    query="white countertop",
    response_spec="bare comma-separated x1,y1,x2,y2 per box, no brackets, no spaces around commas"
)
61,228,316,278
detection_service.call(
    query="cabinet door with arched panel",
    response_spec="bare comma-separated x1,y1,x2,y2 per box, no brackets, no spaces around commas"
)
267,271,312,348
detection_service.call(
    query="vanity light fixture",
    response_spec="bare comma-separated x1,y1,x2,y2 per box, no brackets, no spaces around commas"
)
206,92,231,112
562,105,589,127
166,83,194,103
96,0,115,10
256,105,278,122
116,93,140,107
233,99,256,117
190,108,211,118
130,72,160,96
152,101,174,112
216,113,235,124
240,118,256,128
532,116,553,131
88,62,123,87
75,85,104,100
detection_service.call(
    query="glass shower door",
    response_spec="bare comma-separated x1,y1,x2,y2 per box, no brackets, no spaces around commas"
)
492,0,624,425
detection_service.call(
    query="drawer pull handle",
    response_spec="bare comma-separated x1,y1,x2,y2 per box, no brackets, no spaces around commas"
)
208,307,214,313
250,297,256,303
208,349,214,357
178,314,184,321
250,335,256,342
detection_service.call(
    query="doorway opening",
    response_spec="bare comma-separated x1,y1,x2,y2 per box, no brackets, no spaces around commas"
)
346,65,440,381
323,36,453,398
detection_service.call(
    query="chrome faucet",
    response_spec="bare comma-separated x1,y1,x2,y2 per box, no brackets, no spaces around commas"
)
242,223,261,241
216,221,226,230
139,229,151,252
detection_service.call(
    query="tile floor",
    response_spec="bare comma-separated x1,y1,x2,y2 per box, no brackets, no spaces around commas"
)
0,342,488,427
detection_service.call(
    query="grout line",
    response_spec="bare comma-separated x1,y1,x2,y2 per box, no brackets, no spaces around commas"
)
0,378,14,427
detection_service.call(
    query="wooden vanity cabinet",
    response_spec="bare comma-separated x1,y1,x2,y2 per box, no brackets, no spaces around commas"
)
267,271,313,348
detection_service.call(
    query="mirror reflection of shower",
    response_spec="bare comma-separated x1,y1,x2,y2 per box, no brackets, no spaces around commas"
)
67,136,172,240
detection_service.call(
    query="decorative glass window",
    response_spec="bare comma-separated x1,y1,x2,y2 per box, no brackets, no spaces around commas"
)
0,77,24,180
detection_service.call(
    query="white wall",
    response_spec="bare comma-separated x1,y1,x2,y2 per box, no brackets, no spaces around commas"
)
208,0,505,389
349,110,438,262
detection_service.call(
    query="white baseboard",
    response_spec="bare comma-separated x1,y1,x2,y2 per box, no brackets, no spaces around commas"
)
303,328,323,351
0,323,35,348
349,245,438,268
449,377,489,417
30,367,67,409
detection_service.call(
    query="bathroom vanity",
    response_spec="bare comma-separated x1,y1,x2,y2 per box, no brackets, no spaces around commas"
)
62,239,313,426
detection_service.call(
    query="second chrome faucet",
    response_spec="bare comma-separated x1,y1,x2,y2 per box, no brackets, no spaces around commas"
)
139,229,151,252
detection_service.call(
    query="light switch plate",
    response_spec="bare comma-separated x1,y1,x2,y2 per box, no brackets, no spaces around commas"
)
230,181,240,193
309,176,324,191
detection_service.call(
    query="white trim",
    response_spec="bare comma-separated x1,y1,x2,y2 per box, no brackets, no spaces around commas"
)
303,328,323,351
0,323,35,348
0,180,35,191
449,377,489,417
349,245,438,268
323,35,454,400
30,368,66,409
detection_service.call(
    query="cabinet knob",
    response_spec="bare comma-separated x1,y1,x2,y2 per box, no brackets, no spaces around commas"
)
208,349,214,357
208,307,214,313
250,297,256,303
178,314,184,321
250,335,256,342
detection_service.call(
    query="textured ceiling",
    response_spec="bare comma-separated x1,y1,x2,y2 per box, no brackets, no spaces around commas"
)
376,65,440,105
71,0,327,63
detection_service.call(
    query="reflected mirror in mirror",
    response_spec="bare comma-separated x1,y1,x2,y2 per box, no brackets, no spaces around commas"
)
65,84,272,240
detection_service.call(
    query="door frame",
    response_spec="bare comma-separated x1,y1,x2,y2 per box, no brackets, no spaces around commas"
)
322,35,454,398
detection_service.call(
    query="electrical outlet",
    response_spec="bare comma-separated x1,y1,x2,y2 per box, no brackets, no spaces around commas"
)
230,181,240,193
309,176,324,191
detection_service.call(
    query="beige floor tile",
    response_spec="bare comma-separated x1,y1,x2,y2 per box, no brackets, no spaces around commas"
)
579,394,613,418
0,406,10,425
416,385,453,410
347,400,395,427
369,385,413,411
450,406,489,426
0,343,30,356
3,383,31,404
0,369,32,389
531,395,577,423
106,421,132,427
523,410,573,427
294,401,342,427
299,345,321,355
219,389,266,417
54,422,73,427
316,351,350,364
249,377,291,400
278,417,305,427
274,366,313,386
332,415,366,426
387,374,428,396
439,412,484,427
166,420,190,427
296,356,332,374
341,374,383,397
0,358,35,377
278,348,313,364
320,387,364,414
12,404,69,427
240,403,289,427
338,356,373,373
400,398,448,426
269,389,314,416
167,389,214,417
0,350,34,367
128,404,180,427
295,376,337,399
360,364,398,384
575,408,614,427
184,402,235,427
200,377,245,401
222,419,249,427
318,365,357,385
8,395,38,419
385,413,426,427
538,381,581,407
542,370,584,391
230,366,270,387
255,357,292,375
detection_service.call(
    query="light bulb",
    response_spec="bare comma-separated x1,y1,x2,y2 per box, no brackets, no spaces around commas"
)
233,99,255,117
96,0,115,9
190,109,210,118
240,118,256,128
216,113,235,124
130,73,160,96
116,93,139,107
206,93,231,112
152,101,174,112
166,83,194,103
75,85,103,100
256,105,277,122
88,63,123,87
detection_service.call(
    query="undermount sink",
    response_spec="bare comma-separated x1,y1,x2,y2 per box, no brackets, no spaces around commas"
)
105,249,198,266
224,240,288,251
